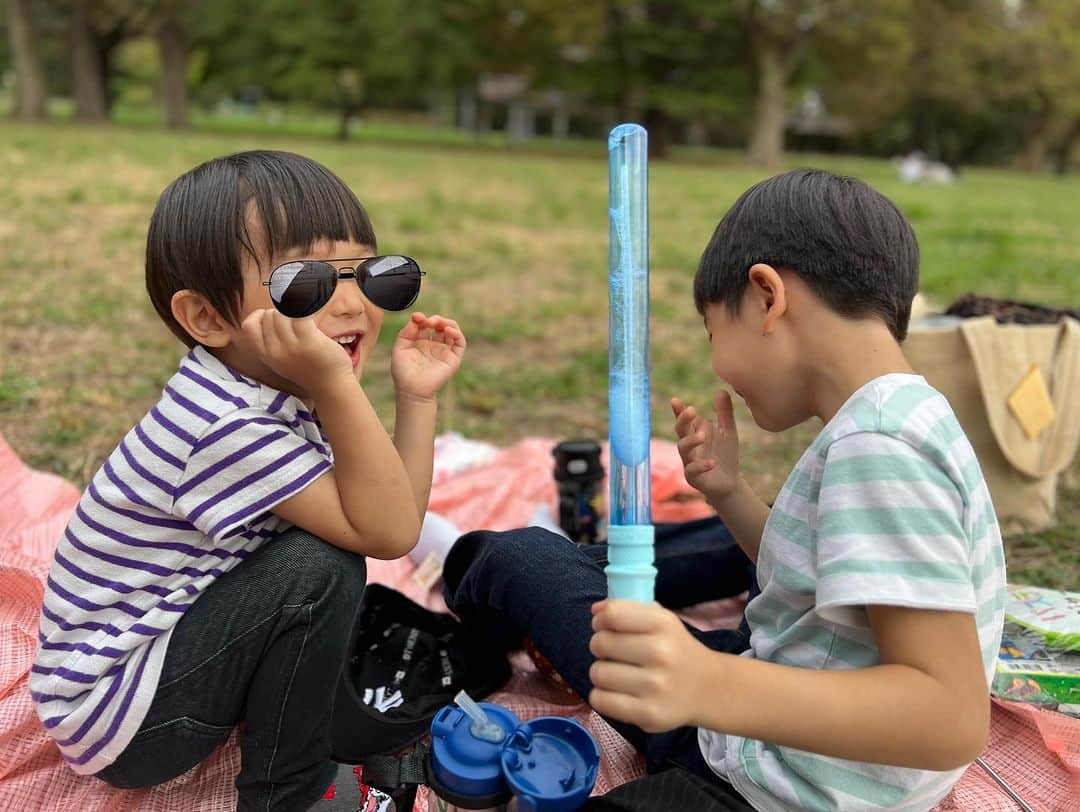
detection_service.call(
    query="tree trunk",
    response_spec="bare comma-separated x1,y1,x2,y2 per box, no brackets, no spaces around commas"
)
552,105,570,139
157,11,189,129
643,106,673,158
8,0,48,120
686,119,708,147
507,100,534,140
747,40,787,168
428,90,456,128
1052,119,1079,176
1018,117,1052,173
71,1,108,121
337,104,353,141
477,102,493,132
458,87,478,131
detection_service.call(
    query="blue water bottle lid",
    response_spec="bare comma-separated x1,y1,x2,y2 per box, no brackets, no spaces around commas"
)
429,702,520,807
501,716,601,812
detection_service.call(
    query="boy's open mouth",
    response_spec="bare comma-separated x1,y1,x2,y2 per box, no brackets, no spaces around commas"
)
333,333,364,367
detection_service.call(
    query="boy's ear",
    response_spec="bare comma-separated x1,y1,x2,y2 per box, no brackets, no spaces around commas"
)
170,290,232,348
747,263,787,335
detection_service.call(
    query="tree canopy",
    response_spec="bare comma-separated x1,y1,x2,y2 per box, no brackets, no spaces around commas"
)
3,0,1077,170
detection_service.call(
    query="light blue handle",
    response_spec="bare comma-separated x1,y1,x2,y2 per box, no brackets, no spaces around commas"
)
605,525,656,602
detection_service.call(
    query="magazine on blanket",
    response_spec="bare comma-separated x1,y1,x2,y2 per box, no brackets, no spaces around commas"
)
992,585,1080,717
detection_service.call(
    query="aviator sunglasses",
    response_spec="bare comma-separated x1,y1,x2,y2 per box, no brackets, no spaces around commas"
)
262,255,424,318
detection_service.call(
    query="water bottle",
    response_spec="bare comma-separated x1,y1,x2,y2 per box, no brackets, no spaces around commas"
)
427,693,599,811
552,440,605,544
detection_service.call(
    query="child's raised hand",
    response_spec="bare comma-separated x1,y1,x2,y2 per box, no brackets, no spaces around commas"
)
589,600,712,733
671,391,740,503
391,312,466,400
240,309,354,393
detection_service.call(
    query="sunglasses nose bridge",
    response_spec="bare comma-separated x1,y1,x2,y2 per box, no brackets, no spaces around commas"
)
328,268,372,312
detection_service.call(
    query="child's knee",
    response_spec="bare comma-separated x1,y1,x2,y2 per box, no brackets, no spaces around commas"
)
264,528,367,606
485,527,578,569
444,527,577,602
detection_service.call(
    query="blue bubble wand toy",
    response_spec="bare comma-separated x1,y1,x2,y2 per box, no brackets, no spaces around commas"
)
605,124,656,602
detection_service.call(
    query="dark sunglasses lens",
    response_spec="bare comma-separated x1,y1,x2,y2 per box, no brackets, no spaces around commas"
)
269,261,336,318
361,256,422,311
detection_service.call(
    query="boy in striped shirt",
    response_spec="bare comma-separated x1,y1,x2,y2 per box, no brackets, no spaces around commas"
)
32,150,466,810
444,169,1006,810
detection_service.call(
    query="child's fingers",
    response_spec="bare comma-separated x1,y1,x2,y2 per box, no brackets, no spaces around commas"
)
684,459,715,478
437,324,466,346
447,328,467,353
280,311,307,349
397,314,430,341
290,314,319,343
589,659,653,696
673,404,697,437
590,631,662,667
670,397,685,418
260,309,285,356
408,314,462,344
677,431,706,457
413,313,454,331
428,315,460,332
588,687,639,725
714,390,735,438
592,600,665,633
240,308,265,341
444,324,467,349
240,310,269,357
281,312,315,351
241,308,265,330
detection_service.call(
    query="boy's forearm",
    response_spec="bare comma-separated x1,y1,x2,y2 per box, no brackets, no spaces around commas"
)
693,650,988,771
706,478,769,562
393,392,438,520
314,378,420,547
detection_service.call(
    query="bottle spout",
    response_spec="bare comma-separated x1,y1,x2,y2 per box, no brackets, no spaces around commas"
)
453,690,505,743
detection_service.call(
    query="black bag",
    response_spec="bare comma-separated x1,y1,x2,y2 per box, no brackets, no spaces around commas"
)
331,584,512,763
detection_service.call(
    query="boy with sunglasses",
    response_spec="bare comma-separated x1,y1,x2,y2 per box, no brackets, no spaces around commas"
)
31,150,465,810
444,169,1006,810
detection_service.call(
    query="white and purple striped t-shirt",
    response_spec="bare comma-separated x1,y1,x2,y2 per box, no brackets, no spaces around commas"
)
31,346,334,774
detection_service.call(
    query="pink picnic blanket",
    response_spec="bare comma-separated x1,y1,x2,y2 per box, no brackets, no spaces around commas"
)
1,434,1078,811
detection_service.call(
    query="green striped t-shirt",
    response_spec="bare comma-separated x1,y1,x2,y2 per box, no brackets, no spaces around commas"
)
699,373,1007,811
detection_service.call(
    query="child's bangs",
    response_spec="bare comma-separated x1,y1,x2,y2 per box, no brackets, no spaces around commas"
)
237,153,377,270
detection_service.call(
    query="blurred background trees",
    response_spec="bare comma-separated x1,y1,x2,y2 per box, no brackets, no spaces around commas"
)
3,0,1077,171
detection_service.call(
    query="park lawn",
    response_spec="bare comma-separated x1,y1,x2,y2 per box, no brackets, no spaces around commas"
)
1,121,1077,588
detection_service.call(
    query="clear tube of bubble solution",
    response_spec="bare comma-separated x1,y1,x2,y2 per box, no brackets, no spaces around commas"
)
606,124,656,602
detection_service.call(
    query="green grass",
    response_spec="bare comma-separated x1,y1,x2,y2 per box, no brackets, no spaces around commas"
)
0,120,1076,589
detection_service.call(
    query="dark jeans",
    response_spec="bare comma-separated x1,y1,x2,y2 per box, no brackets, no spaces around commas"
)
97,529,367,812
442,517,758,791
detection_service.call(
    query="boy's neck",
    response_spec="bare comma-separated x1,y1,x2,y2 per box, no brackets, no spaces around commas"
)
799,316,915,425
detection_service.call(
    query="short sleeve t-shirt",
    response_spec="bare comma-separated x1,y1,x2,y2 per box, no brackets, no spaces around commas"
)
31,346,334,774
699,374,1007,811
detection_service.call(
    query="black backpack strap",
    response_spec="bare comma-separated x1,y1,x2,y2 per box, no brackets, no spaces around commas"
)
361,742,430,790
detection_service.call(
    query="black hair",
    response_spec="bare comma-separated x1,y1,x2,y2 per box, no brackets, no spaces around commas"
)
693,168,920,341
145,150,377,347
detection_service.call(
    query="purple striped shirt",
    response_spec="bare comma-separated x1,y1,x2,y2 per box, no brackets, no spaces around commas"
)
31,346,333,774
